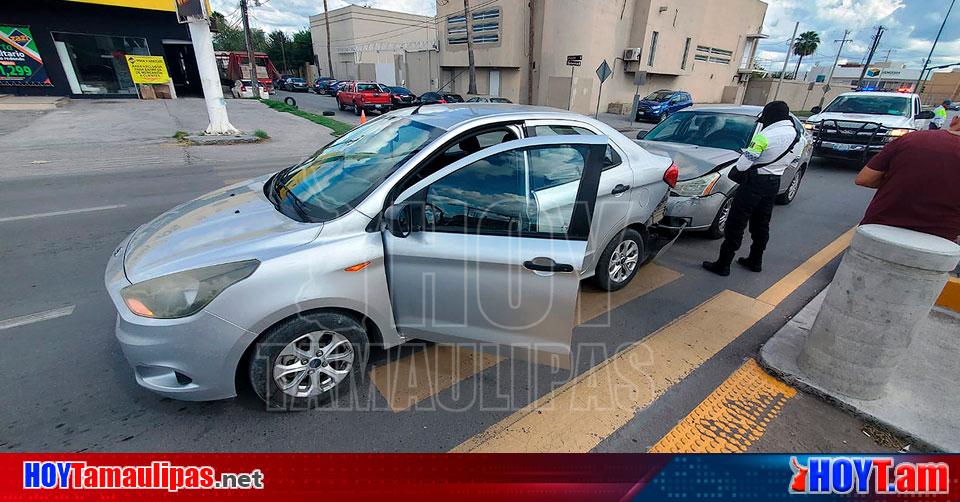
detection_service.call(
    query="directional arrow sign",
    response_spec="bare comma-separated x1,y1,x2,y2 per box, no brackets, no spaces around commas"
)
596,59,612,83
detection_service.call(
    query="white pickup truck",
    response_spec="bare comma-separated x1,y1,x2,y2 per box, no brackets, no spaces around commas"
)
804,91,935,162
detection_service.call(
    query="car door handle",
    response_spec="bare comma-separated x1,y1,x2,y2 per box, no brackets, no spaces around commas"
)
523,259,574,273
611,184,631,195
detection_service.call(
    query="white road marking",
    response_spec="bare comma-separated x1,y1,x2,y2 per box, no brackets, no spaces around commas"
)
0,204,126,223
0,305,76,331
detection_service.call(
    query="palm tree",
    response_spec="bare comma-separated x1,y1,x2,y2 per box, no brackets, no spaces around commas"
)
793,31,820,79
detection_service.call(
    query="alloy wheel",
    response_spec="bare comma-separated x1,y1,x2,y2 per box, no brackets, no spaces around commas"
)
273,331,355,398
787,172,801,200
717,200,732,234
608,239,640,284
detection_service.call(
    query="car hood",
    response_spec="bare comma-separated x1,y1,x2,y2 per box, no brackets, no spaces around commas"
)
123,176,322,284
637,141,739,181
807,112,914,129
638,100,668,108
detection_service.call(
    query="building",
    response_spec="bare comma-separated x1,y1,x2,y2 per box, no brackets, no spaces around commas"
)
1,0,201,98
309,5,438,89
922,68,960,105
436,0,767,114
805,61,923,93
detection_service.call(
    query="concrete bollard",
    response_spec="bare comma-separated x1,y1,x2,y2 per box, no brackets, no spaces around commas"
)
798,224,960,400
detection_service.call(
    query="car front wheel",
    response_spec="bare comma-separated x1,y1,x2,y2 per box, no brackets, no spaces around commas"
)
249,311,369,410
594,228,645,291
776,167,804,205
708,196,733,239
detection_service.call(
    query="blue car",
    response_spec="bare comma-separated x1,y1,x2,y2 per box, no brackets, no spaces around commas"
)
636,90,693,122
326,80,342,96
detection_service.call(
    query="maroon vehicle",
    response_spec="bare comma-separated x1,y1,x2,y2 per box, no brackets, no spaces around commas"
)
336,81,392,115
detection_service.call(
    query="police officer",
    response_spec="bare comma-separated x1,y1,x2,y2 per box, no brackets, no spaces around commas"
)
703,101,800,276
930,100,950,130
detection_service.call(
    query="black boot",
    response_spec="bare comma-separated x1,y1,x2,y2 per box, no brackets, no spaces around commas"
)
702,260,730,276
737,256,762,272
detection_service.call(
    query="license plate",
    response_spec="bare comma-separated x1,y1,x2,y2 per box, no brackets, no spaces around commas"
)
832,144,851,152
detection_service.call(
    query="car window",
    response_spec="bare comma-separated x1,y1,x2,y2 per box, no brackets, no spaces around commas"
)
491,98,510,103
643,111,756,151
357,83,380,92
466,97,481,102
532,125,622,169
274,116,444,222
423,145,589,237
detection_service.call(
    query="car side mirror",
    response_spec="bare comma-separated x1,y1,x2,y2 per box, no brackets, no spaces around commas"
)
636,130,648,140
383,204,412,238
810,106,822,115
916,110,934,120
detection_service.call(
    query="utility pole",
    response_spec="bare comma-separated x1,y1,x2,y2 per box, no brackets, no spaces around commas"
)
322,0,334,78
855,26,885,90
239,0,259,97
464,0,478,95
914,0,955,95
818,29,853,108
527,0,535,104
774,22,799,100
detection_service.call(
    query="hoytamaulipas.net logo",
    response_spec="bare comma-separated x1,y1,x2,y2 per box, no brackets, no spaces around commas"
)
23,461,264,492
790,456,949,495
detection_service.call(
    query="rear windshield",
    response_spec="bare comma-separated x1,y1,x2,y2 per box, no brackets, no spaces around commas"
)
357,83,383,92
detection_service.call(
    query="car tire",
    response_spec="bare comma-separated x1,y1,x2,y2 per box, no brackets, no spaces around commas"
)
248,311,369,411
776,167,804,205
594,228,645,292
707,196,734,239
337,100,346,111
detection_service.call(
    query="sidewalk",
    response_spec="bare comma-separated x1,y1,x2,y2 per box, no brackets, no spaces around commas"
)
0,98,336,180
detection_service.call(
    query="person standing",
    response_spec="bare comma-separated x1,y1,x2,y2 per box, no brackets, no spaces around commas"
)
855,114,960,242
930,100,950,130
703,101,800,276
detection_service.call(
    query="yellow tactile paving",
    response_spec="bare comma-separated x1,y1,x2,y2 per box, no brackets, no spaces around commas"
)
369,345,503,412
371,264,681,412
649,359,797,453
451,290,774,452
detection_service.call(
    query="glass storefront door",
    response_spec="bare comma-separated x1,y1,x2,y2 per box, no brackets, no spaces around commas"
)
51,32,149,95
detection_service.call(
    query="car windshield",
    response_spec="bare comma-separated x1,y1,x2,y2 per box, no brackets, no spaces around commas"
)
491,98,510,103
445,94,464,102
290,78,305,83
823,95,912,116
643,111,758,151
390,87,411,94
271,115,444,222
643,90,674,102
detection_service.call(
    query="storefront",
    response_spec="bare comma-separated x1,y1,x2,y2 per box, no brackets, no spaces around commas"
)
1,0,202,98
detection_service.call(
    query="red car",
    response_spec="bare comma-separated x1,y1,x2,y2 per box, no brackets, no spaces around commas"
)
336,81,392,115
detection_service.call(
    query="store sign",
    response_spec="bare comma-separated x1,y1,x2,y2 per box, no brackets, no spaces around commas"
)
125,55,170,84
0,25,52,87
175,0,211,23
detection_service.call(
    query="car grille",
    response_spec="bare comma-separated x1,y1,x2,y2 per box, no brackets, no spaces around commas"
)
814,120,888,146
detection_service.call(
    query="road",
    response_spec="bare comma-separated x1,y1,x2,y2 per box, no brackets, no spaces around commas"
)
0,109,905,453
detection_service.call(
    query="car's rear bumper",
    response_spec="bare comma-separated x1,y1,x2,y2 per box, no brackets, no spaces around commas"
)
361,103,392,112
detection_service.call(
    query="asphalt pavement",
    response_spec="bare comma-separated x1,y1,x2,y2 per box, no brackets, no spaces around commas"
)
0,100,904,453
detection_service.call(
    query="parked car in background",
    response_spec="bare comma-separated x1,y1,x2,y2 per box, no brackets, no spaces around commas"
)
105,105,677,409
231,80,267,99
274,74,295,90
466,96,512,103
312,77,336,94
804,91,932,162
638,106,811,238
387,86,418,107
336,81,392,115
419,92,465,105
635,90,693,123
283,77,309,92
443,93,464,103
326,80,342,96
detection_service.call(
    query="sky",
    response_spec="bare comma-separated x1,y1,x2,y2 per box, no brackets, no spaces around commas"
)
211,0,960,72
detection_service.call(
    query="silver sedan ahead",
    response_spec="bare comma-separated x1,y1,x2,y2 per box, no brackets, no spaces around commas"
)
105,105,675,409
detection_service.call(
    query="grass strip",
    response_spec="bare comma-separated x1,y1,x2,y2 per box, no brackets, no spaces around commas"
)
259,99,354,136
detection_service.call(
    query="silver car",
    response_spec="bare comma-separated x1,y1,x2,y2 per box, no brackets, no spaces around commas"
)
637,106,812,238
104,105,674,409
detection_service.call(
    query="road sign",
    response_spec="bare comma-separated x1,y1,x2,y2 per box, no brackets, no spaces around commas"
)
596,59,612,83
566,54,582,67
125,55,170,84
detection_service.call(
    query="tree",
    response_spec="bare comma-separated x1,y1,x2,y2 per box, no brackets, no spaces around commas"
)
267,30,290,73
210,11,267,52
793,31,820,79
290,30,314,65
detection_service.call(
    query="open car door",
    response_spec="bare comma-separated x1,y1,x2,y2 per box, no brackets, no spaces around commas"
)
381,135,607,369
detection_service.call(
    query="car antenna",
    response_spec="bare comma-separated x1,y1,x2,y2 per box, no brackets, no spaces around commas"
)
411,104,423,115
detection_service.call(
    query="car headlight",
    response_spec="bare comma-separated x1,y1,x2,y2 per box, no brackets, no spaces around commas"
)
803,122,817,130
672,172,721,197
120,260,259,319
886,128,912,138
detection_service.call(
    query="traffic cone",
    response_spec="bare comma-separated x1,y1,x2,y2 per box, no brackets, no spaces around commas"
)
360,109,367,124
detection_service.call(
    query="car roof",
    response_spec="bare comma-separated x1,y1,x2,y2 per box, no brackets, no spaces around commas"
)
391,103,612,131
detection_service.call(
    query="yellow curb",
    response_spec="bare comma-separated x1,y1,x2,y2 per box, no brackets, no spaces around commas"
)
936,277,960,313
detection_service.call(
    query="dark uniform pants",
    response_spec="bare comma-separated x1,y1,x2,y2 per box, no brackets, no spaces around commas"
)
718,173,781,265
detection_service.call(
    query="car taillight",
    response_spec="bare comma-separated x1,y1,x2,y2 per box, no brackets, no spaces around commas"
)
663,162,679,188
439,99,447,104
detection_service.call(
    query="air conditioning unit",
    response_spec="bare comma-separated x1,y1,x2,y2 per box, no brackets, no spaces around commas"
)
623,48,642,62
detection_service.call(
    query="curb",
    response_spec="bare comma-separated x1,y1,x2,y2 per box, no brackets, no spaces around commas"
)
935,276,960,312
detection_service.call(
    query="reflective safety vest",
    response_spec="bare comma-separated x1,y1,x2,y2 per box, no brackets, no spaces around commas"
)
932,106,948,128
735,119,797,176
